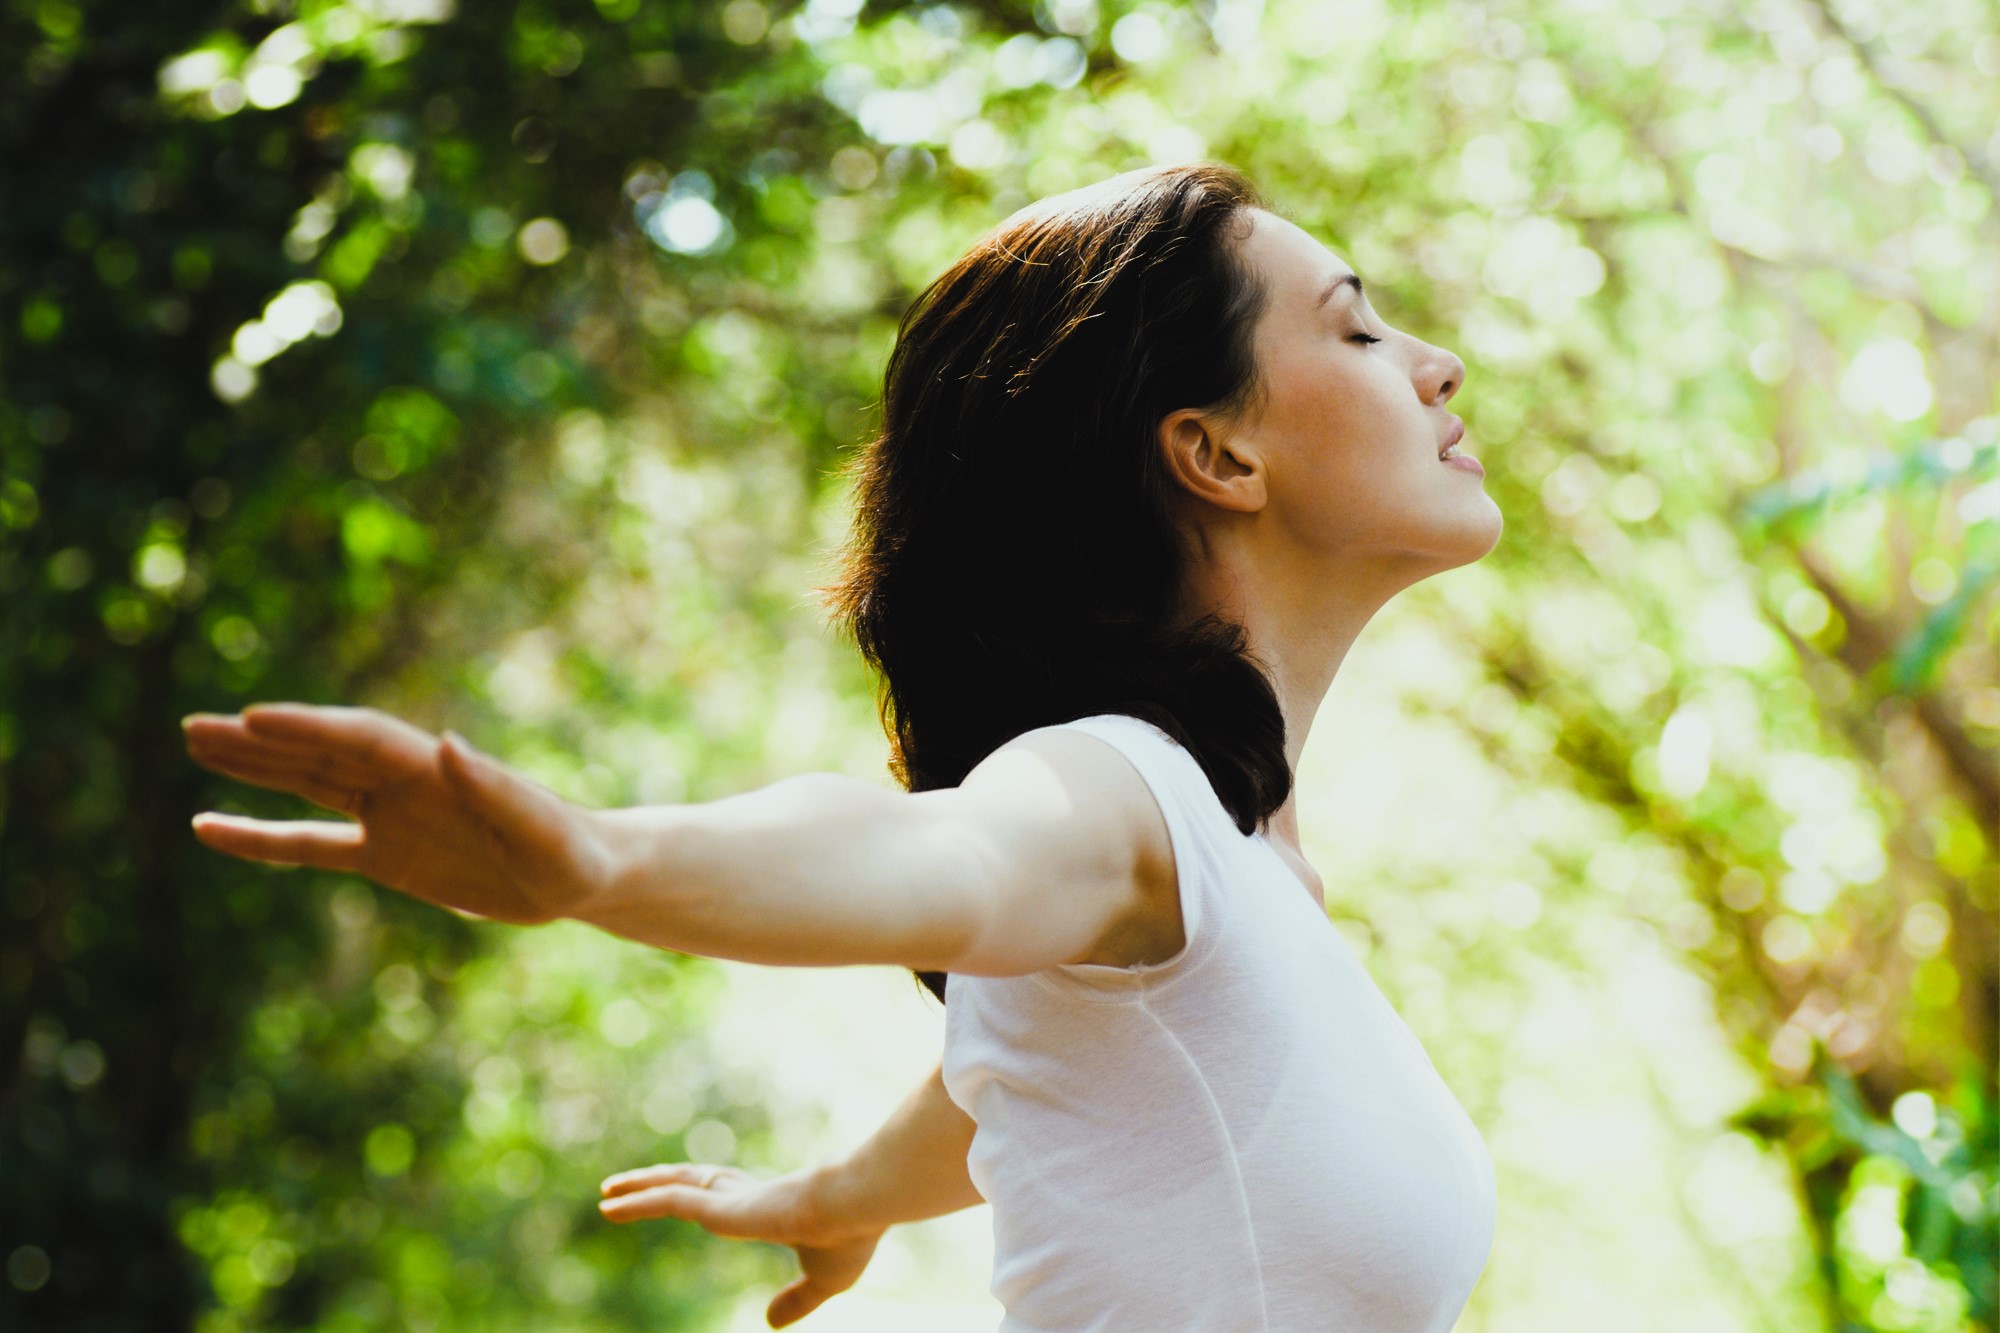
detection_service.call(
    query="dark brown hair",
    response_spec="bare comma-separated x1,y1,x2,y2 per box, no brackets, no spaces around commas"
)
817,162,1292,1003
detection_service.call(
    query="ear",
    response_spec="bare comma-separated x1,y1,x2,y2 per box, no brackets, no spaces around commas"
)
1157,409,1266,514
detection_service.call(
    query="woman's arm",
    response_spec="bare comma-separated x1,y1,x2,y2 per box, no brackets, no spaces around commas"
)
577,774,990,969
811,1057,982,1230
599,1060,979,1328
579,726,1178,974
182,703,1171,978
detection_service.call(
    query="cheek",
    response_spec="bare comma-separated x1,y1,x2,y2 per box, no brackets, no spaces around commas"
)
1280,368,1390,475
1257,346,1424,521
1272,433,1374,537
1274,393,1437,537
1264,346,1364,433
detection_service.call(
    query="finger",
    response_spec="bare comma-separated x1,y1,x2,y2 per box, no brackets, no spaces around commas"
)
191,812,366,871
185,713,382,788
185,741,367,816
768,1278,830,1329
596,1184,728,1229
187,719,361,778
239,703,435,774
601,1163,706,1197
597,1182,712,1222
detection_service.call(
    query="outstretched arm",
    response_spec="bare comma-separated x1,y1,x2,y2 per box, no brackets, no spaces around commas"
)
599,1060,979,1328
182,702,1166,977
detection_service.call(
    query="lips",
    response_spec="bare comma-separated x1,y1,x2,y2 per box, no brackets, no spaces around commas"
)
1438,418,1465,460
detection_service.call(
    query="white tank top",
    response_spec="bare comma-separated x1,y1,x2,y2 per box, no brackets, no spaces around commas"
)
941,713,1497,1332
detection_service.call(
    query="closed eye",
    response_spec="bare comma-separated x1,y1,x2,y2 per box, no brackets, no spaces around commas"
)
1349,333,1382,345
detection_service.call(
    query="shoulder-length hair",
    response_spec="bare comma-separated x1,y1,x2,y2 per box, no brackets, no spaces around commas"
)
817,162,1292,1003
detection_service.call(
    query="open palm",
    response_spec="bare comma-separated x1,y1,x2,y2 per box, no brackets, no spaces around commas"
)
182,702,612,924
600,1162,885,1328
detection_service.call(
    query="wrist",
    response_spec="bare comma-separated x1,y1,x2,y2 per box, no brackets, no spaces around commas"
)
803,1157,891,1248
565,804,673,929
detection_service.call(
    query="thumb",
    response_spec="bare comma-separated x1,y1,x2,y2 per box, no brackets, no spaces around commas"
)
438,732,508,827
767,1277,829,1328
439,731,544,821
439,730,493,787
440,732,494,792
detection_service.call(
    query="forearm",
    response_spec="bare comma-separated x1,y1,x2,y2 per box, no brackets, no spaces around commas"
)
808,1061,983,1238
571,774,980,969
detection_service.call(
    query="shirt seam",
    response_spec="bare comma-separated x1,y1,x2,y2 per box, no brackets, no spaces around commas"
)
1027,917,1223,1004
1136,990,1272,1332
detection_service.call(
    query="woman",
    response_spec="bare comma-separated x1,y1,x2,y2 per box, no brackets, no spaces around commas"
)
184,161,1501,1330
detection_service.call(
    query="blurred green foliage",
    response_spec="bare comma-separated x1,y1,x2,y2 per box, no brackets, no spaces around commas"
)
1,0,1040,1327
1,0,1995,1329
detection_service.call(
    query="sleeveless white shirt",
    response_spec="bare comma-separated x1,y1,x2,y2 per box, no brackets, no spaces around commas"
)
940,713,1497,1332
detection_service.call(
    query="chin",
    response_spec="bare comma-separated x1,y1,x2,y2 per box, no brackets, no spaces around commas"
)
1428,508,1505,571
1468,506,1504,558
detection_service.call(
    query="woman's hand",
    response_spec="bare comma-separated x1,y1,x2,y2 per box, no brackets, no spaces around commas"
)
182,703,615,925
599,1162,886,1328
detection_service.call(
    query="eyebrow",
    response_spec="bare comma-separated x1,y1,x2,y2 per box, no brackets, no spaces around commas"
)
1314,272,1365,310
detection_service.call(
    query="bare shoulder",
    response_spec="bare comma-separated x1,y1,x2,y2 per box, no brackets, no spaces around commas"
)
923,725,1183,971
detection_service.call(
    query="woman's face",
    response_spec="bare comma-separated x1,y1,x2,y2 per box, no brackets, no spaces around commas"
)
1204,209,1500,582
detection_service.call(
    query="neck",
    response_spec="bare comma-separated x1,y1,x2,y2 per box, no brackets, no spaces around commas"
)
1177,533,1431,853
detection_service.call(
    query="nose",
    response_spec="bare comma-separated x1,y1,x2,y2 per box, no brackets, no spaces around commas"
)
1422,345,1465,406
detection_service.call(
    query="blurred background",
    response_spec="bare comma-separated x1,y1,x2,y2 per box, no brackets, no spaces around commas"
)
2,0,1995,1328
